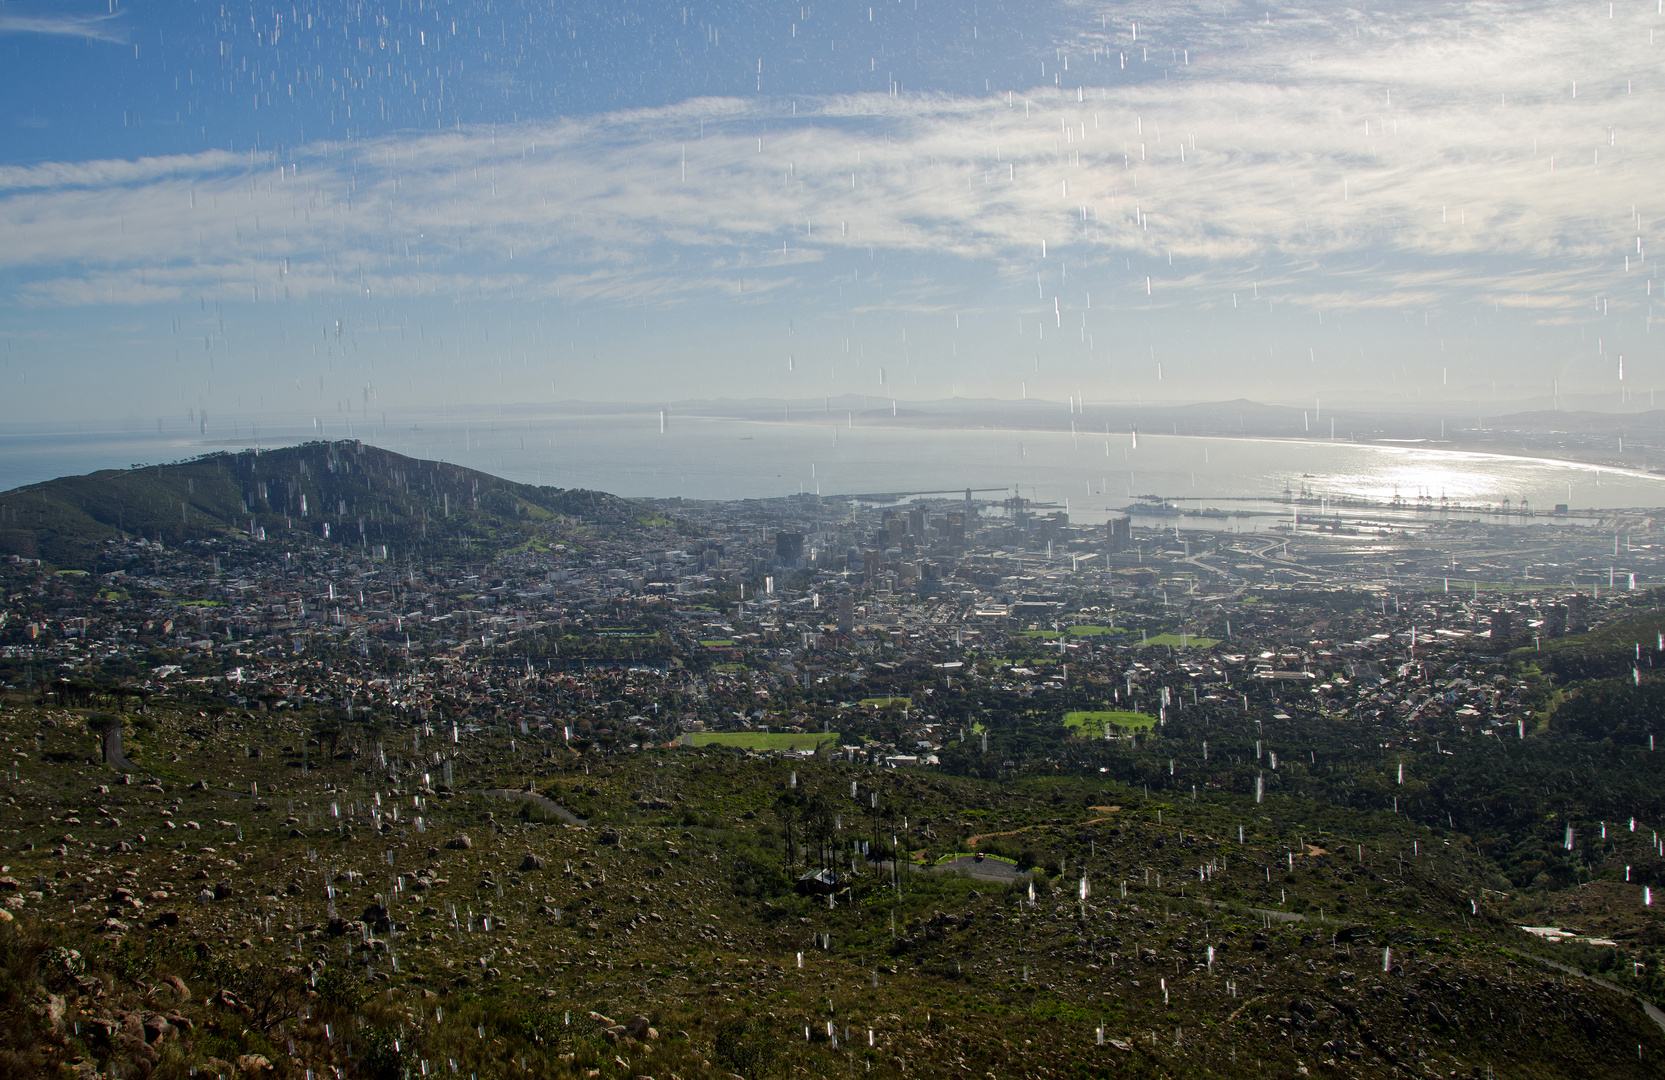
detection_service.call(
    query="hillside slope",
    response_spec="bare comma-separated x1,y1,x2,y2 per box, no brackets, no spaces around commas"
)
0,440,676,569
0,692,1659,1080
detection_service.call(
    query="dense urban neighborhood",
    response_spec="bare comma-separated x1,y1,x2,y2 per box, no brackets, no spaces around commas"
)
0,442,1663,1079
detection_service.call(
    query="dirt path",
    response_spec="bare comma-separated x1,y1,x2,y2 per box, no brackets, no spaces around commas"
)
966,807,1127,849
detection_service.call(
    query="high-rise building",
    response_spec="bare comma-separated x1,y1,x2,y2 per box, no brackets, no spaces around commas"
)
837,593,855,632
1033,511,1067,540
1106,515,1132,552
774,531,804,565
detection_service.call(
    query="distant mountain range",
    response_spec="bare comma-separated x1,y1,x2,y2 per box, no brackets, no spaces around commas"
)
460,394,1665,444
590,396,1665,466
0,440,672,569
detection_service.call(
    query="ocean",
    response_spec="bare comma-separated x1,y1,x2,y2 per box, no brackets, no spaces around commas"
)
4,405,1664,525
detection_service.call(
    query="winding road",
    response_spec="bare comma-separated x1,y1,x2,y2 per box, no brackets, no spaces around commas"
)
472,788,588,826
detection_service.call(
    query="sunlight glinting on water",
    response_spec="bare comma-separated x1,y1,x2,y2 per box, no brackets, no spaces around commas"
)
13,412,1655,524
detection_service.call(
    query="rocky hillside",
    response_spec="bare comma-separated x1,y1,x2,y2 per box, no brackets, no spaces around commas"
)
0,690,1658,1079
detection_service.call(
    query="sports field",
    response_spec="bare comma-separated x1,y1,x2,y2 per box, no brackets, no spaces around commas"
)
1063,710,1156,737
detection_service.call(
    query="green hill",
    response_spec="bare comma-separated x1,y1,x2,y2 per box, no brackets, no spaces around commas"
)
0,440,679,568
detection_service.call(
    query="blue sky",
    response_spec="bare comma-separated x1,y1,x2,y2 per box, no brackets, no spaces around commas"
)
0,0,1660,427
1,0,1071,161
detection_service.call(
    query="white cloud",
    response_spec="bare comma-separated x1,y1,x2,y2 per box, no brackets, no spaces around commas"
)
0,0,1657,328
0,150,245,194
0,11,125,44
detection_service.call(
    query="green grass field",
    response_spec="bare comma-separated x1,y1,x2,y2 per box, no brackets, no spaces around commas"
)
859,696,911,708
1019,625,1120,640
1063,710,1156,737
684,731,840,751
698,638,738,647
1140,633,1220,649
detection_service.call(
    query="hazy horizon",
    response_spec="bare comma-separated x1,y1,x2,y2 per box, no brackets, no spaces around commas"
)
7,392,1665,512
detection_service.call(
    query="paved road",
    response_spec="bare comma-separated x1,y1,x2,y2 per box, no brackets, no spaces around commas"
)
932,855,1029,882
1195,897,1306,924
103,729,137,773
473,789,587,826
1502,947,1665,1039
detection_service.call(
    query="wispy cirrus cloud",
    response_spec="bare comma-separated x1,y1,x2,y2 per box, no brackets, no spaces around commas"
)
0,10,125,44
2,46,1651,319
0,150,244,194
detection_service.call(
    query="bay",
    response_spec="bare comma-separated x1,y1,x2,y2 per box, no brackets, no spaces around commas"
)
3,407,1663,525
